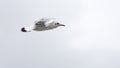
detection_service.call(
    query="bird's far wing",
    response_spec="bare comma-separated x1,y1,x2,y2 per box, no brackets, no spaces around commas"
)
34,20,46,27
34,17,55,27
44,19,54,27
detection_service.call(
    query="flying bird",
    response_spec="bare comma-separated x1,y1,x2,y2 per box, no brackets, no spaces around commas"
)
21,17,65,32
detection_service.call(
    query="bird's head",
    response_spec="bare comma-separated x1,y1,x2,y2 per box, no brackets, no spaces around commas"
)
54,22,65,27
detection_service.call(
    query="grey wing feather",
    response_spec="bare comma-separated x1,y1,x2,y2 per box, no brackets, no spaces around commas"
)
35,17,54,27
35,20,46,27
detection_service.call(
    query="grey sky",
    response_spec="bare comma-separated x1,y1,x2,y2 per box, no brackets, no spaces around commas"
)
0,0,120,68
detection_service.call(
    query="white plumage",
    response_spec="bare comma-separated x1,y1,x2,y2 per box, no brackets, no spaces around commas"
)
21,17,65,32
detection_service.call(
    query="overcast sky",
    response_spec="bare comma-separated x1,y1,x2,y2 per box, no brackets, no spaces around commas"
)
0,0,120,68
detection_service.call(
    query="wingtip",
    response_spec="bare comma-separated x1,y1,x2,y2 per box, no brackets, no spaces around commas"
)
21,27,27,32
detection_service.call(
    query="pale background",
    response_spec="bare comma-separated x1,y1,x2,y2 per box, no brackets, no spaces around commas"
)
0,0,120,68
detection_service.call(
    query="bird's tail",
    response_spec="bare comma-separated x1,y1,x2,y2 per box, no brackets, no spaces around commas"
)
21,27,31,32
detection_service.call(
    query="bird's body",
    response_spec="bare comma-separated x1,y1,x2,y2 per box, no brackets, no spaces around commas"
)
33,23,58,31
21,17,65,32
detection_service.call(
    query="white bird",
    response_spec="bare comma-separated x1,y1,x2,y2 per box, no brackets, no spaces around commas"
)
21,17,65,32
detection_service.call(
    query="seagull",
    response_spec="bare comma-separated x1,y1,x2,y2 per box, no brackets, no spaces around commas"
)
21,17,65,32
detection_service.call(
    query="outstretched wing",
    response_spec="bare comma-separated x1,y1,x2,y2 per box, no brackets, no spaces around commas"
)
35,17,54,27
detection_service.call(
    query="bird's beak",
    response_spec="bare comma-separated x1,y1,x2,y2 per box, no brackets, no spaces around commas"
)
59,24,65,26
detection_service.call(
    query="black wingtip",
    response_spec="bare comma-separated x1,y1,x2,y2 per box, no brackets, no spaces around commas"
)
21,27,27,32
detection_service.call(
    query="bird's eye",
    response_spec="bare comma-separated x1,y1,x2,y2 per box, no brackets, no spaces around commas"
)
56,23,59,24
